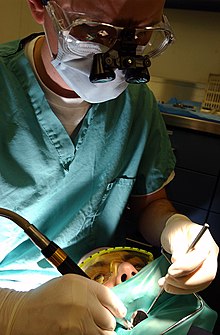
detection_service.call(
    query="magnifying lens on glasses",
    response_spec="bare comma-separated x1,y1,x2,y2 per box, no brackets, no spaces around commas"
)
43,1,175,84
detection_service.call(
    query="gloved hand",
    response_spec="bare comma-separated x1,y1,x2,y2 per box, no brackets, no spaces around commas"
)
0,274,127,335
159,214,219,295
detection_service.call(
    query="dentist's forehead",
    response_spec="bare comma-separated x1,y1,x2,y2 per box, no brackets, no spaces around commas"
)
58,0,165,27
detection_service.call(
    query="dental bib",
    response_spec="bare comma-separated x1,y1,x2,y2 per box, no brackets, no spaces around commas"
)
112,256,217,334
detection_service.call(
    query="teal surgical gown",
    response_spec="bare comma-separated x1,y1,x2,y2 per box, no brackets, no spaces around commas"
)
0,36,175,290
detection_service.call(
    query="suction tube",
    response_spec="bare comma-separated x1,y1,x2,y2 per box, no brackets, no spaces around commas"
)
0,208,89,278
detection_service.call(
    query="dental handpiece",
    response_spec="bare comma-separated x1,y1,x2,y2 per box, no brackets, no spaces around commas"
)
0,207,90,277
0,207,131,329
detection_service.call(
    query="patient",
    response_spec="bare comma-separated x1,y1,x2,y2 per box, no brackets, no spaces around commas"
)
78,246,154,287
79,247,217,334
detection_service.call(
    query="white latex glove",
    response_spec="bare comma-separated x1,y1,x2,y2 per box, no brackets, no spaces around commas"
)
159,214,219,295
0,274,127,335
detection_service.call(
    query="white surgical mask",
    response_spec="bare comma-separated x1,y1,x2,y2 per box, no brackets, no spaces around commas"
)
51,36,128,103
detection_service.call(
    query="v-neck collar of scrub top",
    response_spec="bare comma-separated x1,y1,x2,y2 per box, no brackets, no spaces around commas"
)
5,34,101,171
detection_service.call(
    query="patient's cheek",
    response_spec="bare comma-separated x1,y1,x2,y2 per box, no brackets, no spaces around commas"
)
104,277,117,288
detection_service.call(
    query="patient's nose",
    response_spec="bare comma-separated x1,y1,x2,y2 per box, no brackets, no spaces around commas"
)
115,262,138,285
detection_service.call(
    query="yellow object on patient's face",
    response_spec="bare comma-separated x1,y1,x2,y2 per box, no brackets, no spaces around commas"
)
79,247,153,287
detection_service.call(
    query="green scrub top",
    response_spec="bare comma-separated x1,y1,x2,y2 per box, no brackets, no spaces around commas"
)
0,36,175,290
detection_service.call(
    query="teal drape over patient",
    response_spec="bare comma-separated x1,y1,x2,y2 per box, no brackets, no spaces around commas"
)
112,256,217,335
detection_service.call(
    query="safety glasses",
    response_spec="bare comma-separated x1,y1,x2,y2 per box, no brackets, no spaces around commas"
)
45,1,175,58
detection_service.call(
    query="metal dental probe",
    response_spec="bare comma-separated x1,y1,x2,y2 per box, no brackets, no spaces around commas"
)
0,207,131,329
132,223,210,326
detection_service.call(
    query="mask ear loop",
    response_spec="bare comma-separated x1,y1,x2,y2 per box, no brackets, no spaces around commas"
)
42,1,71,60
41,23,55,60
41,1,58,60
160,248,205,335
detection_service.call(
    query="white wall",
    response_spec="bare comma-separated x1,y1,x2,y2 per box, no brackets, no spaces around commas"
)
149,8,220,102
0,0,42,43
151,8,220,83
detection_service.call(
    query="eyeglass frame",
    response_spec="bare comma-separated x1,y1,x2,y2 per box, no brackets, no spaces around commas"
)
44,0,175,59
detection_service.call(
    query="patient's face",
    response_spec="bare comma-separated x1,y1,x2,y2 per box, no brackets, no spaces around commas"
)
80,250,151,288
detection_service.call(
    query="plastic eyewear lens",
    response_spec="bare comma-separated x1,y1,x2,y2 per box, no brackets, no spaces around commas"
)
47,1,174,57
69,23,117,48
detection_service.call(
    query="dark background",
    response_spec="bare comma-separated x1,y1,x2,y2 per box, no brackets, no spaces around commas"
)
165,0,220,11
